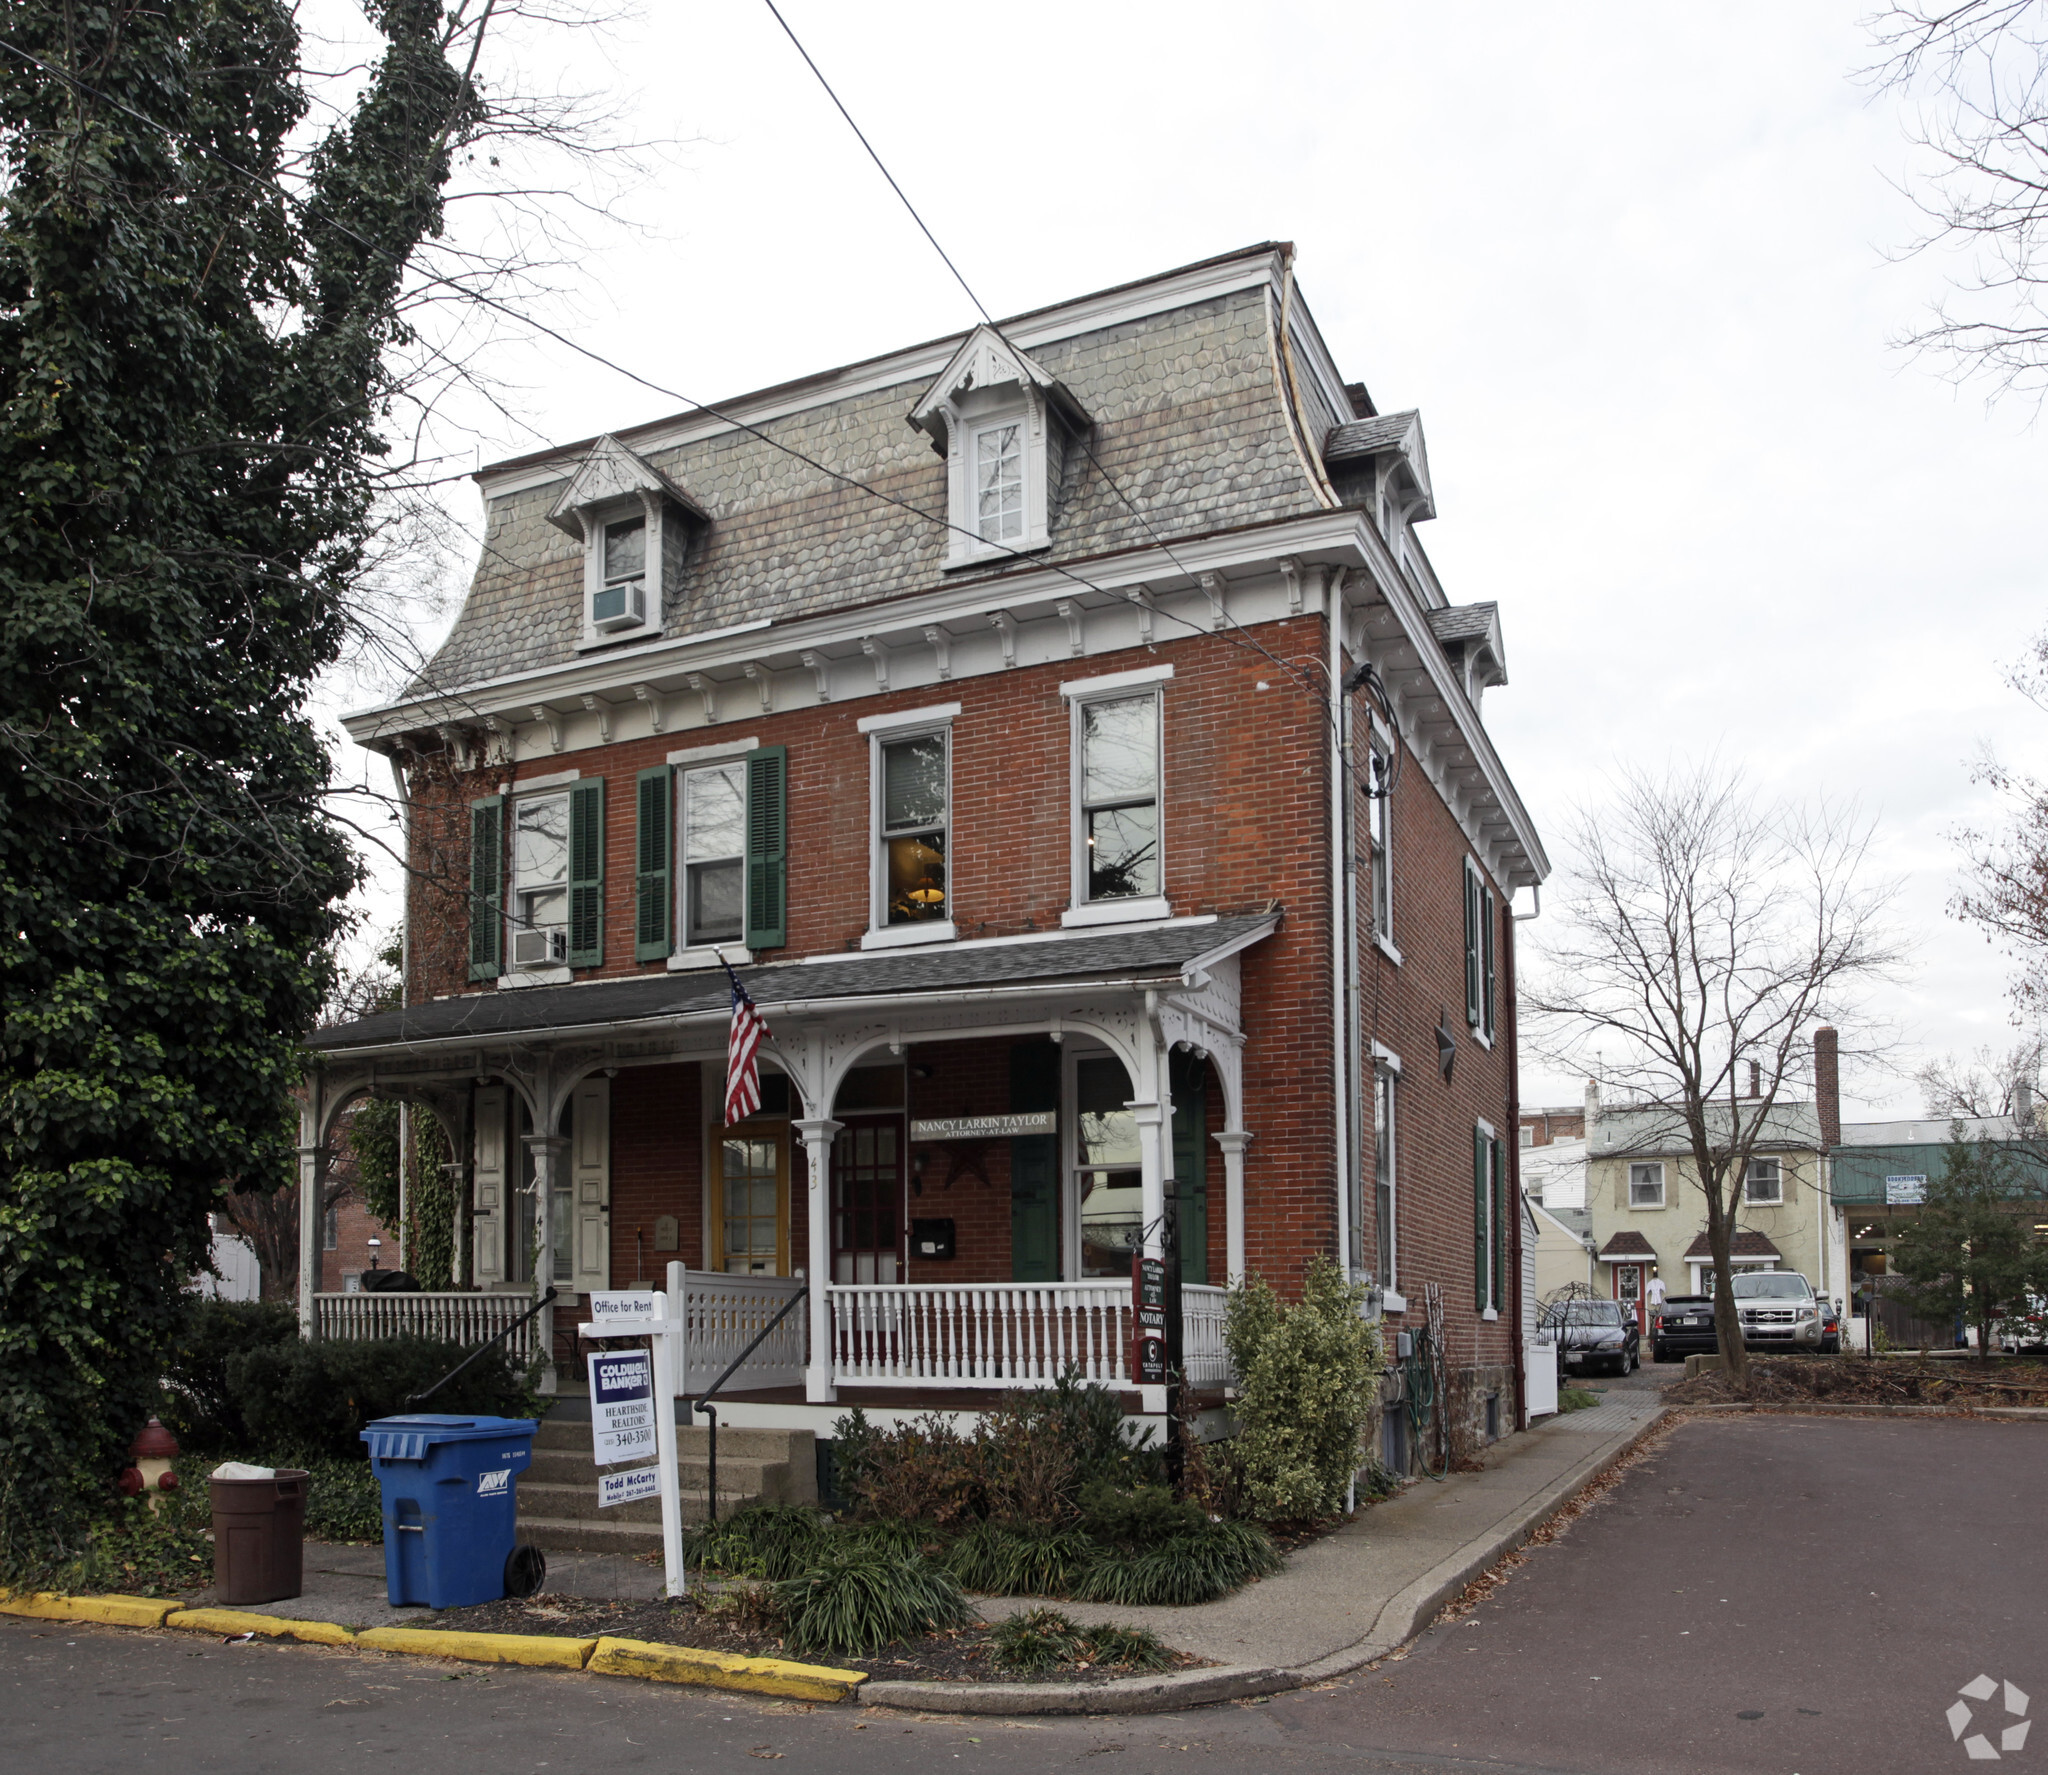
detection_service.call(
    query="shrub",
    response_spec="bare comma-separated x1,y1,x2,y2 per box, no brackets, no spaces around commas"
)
943,1521,1096,1596
300,1457,384,1541
1077,1479,1206,1547
770,1544,972,1657
1222,1260,1385,1524
987,1607,1173,1675
229,1335,537,1462
1072,1519,1280,1606
157,1296,299,1452
827,1409,980,1526
972,1392,1078,1521
1008,1371,1159,1493
700,1580,784,1634
688,1504,830,1580
1080,1621,1172,1671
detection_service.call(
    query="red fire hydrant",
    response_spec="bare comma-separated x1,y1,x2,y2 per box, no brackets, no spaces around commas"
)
119,1418,181,1511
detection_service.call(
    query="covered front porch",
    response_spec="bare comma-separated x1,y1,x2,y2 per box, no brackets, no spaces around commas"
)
301,916,1273,1412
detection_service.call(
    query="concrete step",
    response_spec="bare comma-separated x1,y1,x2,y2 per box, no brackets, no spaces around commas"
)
533,1419,814,1464
517,1480,666,1524
526,1449,789,1493
517,1514,666,1555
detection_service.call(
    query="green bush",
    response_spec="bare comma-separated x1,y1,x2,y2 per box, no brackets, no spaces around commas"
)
1077,1479,1206,1547
1222,1260,1385,1524
770,1543,972,1658
300,1458,384,1541
229,1335,538,1462
987,1607,1173,1675
688,1504,830,1580
157,1296,299,1452
943,1521,1096,1596
1072,1519,1280,1606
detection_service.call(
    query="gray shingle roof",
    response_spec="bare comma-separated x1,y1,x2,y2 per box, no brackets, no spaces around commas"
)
417,263,1324,694
1425,602,1499,647
310,916,1276,1054
1592,1103,1822,1157
1322,410,1418,462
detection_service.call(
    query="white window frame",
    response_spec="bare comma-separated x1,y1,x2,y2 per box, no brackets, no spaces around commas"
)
1372,1047,1400,1302
1477,1116,1502,1320
1629,1162,1667,1210
677,758,749,955
858,704,960,951
1062,668,1170,928
663,738,757,971
1366,719,1396,958
1744,1156,1784,1205
506,788,574,983
577,492,667,648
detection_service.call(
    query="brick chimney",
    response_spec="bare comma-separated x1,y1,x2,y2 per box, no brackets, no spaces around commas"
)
1814,1026,1841,1150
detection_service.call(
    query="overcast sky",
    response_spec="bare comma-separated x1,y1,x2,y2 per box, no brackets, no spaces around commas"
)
330,2,2048,1120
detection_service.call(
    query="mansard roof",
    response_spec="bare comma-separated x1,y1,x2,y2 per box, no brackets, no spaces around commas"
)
414,245,1321,694
545,434,706,535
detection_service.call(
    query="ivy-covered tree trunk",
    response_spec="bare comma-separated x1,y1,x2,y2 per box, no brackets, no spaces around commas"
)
0,0,477,1569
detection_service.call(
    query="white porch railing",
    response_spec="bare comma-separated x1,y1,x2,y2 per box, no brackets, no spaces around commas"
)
313,1291,547,1365
1181,1283,1230,1389
673,1268,807,1393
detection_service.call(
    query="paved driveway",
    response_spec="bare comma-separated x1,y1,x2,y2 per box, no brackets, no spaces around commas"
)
7,1413,2040,1775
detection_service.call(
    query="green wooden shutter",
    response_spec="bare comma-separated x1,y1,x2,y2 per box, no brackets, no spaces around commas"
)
1489,1136,1505,1312
635,764,673,961
1463,860,1481,1028
1009,1040,1060,1283
1171,1049,1209,1286
1474,1123,1490,1308
1482,884,1498,1040
566,778,605,969
744,745,788,951
468,795,505,981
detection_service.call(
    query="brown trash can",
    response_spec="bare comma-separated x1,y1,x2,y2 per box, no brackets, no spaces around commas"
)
209,1470,309,1605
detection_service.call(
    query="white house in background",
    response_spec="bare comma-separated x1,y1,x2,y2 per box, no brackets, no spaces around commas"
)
198,1232,261,1302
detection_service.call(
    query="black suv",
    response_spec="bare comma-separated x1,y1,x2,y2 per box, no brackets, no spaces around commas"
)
1541,1299,1640,1376
1652,1295,1719,1362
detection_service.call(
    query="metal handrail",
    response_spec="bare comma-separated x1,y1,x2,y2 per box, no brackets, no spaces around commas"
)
694,1287,806,1522
406,1286,557,1406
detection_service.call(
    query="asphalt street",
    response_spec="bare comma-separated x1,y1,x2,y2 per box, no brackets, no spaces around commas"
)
6,1410,2040,1775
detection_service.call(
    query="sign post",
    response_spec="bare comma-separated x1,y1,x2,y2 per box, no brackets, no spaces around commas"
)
580,1289,686,1597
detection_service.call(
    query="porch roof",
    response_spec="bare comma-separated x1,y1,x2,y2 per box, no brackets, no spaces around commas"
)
309,914,1277,1055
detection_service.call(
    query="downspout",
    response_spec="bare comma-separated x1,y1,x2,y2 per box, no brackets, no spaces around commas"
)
1328,568,1352,1276
390,749,412,1270
1505,912,1526,1430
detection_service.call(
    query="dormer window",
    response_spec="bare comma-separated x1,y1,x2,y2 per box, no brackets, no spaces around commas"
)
547,433,707,649
912,325,1088,570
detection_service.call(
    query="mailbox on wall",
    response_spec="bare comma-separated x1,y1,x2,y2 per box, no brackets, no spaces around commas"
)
911,1218,956,1260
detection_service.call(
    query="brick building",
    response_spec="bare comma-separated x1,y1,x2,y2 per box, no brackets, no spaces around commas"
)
306,244,1549,1452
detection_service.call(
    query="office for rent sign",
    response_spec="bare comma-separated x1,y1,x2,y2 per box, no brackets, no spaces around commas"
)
587,1348,656,1466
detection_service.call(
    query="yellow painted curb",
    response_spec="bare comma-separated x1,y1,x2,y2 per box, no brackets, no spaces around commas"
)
354,1627,596,1670
0,1593,175,1628
587,1636,868,1702
164,1608,355,1646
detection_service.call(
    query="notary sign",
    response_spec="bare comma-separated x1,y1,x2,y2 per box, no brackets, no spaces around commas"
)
1131,1255,1167,1385
587,1348,657,1467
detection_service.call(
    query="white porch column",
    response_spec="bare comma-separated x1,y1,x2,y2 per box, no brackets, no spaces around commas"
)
296,1111,328,1340
523,1131,569,1393
1214,1130,1253,1285
794,1117,842,1402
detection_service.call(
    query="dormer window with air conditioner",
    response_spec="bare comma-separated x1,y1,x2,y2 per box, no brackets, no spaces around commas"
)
911,325,1089,570
547,433,708,649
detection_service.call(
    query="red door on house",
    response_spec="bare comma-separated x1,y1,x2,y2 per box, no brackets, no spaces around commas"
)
1614,1264,1645,1333
832,1113,905,1284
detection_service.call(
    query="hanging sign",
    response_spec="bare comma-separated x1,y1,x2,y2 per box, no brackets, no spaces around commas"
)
1884,1175,1928,1206
910,1113,1057,1141
599,1466,661,1509
1132,1255,1167,1384
586,1290,661,1324
587,1348,656,1467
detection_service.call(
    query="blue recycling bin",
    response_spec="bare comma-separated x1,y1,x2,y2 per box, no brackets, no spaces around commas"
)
362,1415,539,1609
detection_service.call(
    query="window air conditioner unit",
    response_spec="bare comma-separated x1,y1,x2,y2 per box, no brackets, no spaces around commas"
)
512,926,568,969
591,577,646,632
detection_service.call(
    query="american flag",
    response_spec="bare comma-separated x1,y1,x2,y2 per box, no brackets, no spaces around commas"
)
721,959,769,1126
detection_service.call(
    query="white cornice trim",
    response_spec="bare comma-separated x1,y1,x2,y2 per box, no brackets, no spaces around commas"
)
1059,663,1173,699
855,702,961,735
475,253,1282,501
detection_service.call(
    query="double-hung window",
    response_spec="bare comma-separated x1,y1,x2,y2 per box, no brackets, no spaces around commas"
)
511,792,571,970
1367,731,1393,943
974,422,1024,544
1080,693,1160,902
593,514,647,632
1374,1064,1397,1289
1744,1157,1783,1204
682,762,746,946
1629,1162,1666,1208
1463,857,1496,1041
881,730,949,926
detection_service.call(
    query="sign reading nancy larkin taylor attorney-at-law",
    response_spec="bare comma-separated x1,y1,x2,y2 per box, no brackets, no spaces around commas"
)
587,1347,656,1467
909,1112,1057,1141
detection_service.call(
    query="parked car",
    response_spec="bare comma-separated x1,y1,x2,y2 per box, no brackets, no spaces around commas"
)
1818,1297,1842,1355
1540,1299,1640,1376
1651,1294,1719,1363
1730,1270,1827,1352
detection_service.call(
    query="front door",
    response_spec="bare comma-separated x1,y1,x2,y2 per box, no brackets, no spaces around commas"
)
711,1122,789,1276
833,1114,905,1284
1615,1263,1644,1332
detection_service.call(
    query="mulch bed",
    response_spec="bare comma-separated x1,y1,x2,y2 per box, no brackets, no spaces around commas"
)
415,1591,1207,1685
1663,1355,2048,1410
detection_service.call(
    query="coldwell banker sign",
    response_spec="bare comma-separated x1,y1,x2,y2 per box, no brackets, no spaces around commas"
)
587,1347,656,1467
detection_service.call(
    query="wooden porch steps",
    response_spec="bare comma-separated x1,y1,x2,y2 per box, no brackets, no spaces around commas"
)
515,1414,817,1554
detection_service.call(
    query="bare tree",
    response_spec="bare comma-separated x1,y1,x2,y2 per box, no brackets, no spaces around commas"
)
1918,1039,2045,1118
1527,767,1904,1386
1867,2,2048,402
